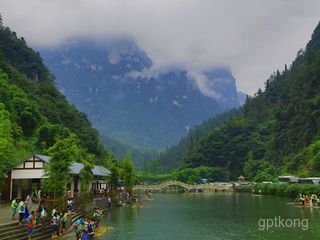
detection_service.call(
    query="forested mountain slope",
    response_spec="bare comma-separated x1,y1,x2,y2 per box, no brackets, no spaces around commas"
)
0,23,106,173
183,22,320,181
157,109,238,172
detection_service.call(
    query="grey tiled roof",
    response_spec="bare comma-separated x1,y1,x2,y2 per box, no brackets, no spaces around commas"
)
34,154,110,176
34,154,50,163
70,162,111,176
92,165,111,176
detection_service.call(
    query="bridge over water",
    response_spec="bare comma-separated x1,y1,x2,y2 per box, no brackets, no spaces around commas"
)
133,181,234,192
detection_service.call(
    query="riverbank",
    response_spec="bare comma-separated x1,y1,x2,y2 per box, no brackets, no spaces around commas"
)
253,183,320,198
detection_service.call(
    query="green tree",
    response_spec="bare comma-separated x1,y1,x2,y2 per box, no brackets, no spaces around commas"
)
44,134,81,199
80,154,94,193
19,109,38,137
37,124,67,149
307,140,320,175
122,152,136,192
253,162,276,182
0,102,14,185
109,162,120,189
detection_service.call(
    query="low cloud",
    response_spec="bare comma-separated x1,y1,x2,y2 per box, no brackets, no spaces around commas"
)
126,67,159,80
187,70,222,101
1,0,320,94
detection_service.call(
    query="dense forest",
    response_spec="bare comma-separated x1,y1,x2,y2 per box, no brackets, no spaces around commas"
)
156,109,238,172
0,21,109,180
181,22,320,181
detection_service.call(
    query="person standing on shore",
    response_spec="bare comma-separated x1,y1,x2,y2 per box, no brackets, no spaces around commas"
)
26,194,32,211
24,201,30,220
87,219,95,240
107,196,112,208
60,211,68,235
36,202,43,224
51,213,59,238
18,200,26,225
40,207,48,227
26,211,35,240
67,198,73,212
93,209,101,227
11,197,17,220
51,207,57,217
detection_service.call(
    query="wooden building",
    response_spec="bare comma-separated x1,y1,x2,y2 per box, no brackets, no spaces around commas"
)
1,154,110,201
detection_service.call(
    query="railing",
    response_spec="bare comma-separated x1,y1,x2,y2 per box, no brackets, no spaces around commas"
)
133,181,235,191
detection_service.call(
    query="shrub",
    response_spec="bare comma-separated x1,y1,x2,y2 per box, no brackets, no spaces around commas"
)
253,183,320,198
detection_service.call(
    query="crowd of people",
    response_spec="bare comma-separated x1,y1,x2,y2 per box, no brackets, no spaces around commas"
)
73,209,103,240
296,193,320,207
11,194,49,240
11,195,47,225
50,209,70,238
10,193,107,240
10,194,76,239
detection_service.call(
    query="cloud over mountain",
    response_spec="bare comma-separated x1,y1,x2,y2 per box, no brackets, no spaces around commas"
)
1,0,320,94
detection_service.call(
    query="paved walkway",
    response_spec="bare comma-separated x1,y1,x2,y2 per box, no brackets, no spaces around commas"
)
0,203,16,225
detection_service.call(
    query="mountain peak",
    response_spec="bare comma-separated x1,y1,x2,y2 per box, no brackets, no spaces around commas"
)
39,37,241,150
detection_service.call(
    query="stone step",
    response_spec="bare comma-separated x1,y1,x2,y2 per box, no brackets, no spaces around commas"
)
29,232,52,240
20,229,52,240
0,225,51,240
0,224,29,237
0,221,19,231
0,223,21,235
71,211,85,219
0,219,51,236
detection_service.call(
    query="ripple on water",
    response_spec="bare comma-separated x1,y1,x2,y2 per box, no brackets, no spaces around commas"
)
97,193,320,240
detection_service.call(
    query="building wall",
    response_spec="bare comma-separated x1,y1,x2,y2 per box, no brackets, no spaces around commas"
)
92,179,107,190
11,169,45,179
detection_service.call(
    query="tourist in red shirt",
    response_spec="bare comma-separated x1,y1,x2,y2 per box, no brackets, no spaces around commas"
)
27,211,35,240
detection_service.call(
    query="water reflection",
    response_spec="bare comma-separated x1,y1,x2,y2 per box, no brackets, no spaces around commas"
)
97,193,320,240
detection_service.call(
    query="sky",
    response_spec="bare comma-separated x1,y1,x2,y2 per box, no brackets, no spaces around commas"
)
1,0,320,95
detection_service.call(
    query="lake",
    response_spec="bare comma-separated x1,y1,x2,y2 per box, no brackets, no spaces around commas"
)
98,193,319,240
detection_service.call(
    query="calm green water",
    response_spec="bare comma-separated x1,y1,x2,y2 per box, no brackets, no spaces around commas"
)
99,193,320,240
